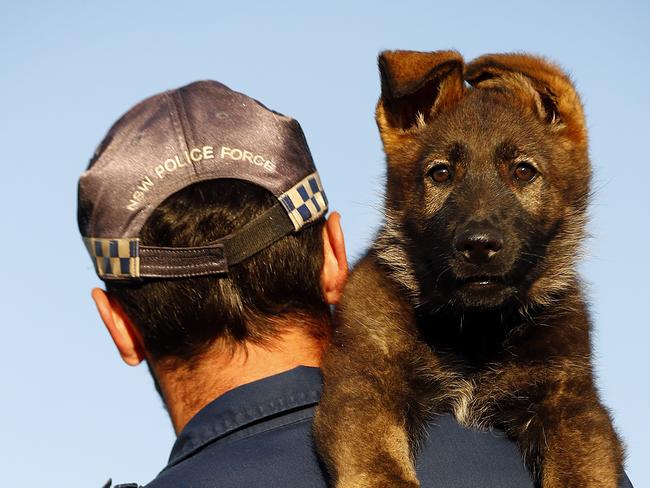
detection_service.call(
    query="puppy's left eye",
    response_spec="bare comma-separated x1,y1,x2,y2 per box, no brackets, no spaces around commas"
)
429,164,451,183
514,162,537,182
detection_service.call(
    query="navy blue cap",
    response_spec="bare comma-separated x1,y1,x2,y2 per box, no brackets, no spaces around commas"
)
78,80,327,280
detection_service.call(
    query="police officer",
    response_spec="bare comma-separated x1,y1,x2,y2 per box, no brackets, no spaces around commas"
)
78,81,633,487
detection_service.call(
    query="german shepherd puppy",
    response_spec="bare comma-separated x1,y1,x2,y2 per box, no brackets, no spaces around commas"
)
314,51,624,487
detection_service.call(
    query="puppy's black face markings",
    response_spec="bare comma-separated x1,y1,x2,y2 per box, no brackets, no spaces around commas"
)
404,92,560,311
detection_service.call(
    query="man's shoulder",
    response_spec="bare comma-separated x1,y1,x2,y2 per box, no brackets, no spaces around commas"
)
140,367,532,488
145,411,536,488
417,414,534,488
145,414,328,488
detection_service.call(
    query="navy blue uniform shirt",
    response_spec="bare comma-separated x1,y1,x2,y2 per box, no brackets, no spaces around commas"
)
144,366,633,488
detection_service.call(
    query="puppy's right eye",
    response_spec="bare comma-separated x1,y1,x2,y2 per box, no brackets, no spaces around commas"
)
429,165,451,183
513,161,537,182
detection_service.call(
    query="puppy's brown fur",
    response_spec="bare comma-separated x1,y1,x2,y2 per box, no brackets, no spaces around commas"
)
314,51,624,488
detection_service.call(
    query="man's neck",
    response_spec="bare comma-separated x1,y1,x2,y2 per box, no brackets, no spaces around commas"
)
152,328,325,434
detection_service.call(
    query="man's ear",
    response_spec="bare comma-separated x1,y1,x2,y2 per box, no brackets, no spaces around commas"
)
376,50,466,149
91,288,145,366
464,53,587,149
320,212,348,305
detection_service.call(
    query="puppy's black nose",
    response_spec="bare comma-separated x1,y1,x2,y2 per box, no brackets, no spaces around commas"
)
454,225,504,264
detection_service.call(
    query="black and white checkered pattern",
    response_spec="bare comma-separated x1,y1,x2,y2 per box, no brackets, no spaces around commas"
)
84,237,140,279
279,172,328,230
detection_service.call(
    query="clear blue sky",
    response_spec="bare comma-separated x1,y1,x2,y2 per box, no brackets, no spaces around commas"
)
1,0,648,486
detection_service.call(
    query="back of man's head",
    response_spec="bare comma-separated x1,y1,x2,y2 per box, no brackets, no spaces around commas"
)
103,179,329,364
107,180,329,360
78,80,337,369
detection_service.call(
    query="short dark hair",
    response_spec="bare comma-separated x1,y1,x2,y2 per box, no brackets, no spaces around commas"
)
104,179,329,364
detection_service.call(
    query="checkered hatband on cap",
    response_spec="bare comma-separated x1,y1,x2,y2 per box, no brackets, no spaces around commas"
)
279,172,328,231
83,237,140,280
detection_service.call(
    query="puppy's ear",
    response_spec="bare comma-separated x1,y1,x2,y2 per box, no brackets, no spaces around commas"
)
376,50,465,137
465,53,586,148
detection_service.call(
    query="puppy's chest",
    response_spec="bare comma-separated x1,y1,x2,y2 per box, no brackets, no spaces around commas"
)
444,377,485,428
428,368,504,430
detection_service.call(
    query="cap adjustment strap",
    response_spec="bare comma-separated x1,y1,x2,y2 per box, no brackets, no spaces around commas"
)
219,202,295,265
139,244,228,278
85,203,297,280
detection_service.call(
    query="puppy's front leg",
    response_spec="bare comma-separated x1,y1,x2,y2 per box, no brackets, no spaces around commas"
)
316,367,419,488
538,394,624,488
503,374,624,488
314,256,425,488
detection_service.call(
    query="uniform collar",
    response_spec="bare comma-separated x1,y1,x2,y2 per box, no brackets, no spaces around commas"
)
166,366,322,468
